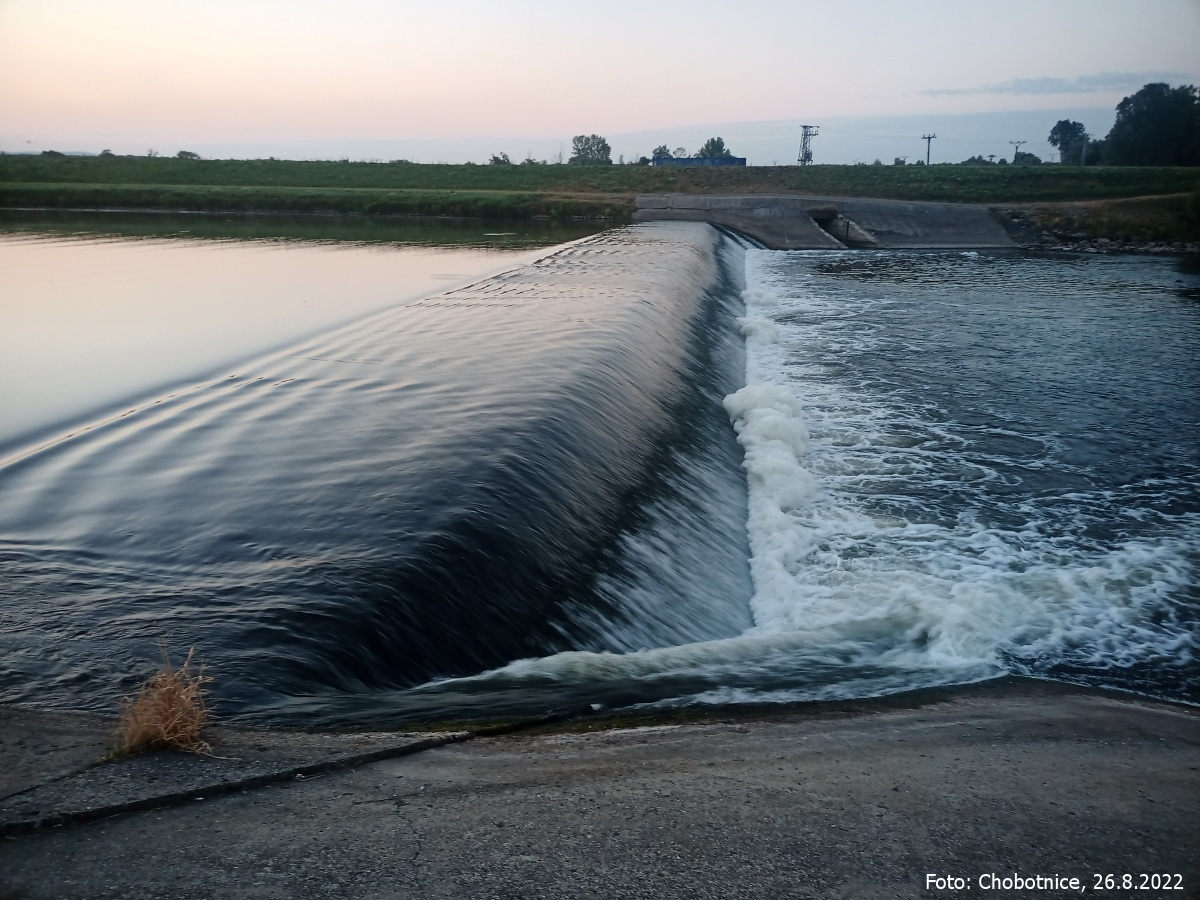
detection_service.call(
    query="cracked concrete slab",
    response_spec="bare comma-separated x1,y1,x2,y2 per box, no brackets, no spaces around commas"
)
0,709,469,834
1,681,1196,899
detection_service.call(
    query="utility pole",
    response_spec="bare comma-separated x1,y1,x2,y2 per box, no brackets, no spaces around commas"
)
798,125,819,166
1008,140,1026,162
921,133,936,165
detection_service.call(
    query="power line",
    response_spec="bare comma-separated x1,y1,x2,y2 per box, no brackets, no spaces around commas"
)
921,133,937,165
1008,140,1026,162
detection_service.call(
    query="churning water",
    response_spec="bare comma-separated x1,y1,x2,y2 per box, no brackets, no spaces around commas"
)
728,248,1198,706
1,222,1196,726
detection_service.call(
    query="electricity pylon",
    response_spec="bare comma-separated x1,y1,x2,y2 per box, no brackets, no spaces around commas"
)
798,125,819,166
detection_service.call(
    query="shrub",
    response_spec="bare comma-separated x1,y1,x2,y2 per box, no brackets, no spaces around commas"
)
117,646,213,755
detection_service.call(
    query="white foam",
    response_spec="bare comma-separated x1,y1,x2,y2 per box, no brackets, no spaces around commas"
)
420,245,1197,712
722,248,1198,686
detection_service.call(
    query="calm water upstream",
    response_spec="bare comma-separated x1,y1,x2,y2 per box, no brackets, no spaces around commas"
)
0,212,597,450
0,218,1196,725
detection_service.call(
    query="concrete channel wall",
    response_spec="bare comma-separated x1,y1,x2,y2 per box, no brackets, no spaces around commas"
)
633,194,1015,250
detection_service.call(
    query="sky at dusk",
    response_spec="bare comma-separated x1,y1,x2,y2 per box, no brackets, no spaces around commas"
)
2,0,1198,164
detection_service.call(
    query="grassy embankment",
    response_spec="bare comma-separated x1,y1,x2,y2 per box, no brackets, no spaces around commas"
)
2,154,1198,238
1004,193,1200,244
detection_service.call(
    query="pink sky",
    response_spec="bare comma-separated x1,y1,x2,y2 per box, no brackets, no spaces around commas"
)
2,0,1197,162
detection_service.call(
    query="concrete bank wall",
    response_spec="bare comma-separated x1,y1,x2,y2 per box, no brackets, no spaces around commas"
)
634,194,1015,250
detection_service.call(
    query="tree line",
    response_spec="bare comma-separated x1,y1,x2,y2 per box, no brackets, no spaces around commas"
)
1048,83,1199,166
563,84,1199,169
566,83,1199,170
489,135,740,167
953,83,1198,167
942,82,1198,167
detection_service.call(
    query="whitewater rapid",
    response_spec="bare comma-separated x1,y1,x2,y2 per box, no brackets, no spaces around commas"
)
431,244,1197,718
723,249,1196,700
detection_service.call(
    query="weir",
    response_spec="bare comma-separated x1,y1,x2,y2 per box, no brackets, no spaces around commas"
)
633,194,1015,250
0,221,754,723
2,220,1194,729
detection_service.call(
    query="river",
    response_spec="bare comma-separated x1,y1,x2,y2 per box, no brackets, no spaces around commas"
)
1,216,1196,725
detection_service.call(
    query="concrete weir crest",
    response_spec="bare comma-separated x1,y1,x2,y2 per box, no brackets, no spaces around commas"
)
633,193,1015,250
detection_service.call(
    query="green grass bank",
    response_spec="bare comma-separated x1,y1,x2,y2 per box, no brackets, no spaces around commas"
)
0,181,620,220
3,154,1198,232
1002,193,1200,244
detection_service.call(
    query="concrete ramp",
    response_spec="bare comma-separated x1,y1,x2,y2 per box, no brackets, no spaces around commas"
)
634,194,1014,250
833,197,1014,248
634,194,846,248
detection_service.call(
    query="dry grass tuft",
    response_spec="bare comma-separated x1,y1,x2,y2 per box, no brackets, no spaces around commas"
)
117,646,213,756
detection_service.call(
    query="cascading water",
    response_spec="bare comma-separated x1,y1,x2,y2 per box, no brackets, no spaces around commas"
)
1,225,1196,726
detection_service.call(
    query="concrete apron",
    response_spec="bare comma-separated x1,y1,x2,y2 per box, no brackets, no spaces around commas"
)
0,680,1197,899
633,194,1016,250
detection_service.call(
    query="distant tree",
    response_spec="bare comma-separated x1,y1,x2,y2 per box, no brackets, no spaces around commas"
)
568,134,612,165
176,150,200,160
695,136,735,159
1103,83,1200,165
673,147,689,159
520,156,543,166
960,155,994,165
99,148,114,157
1048,120,1089,165
40,149,64,157
489,152,512,165
636,156,651,166
1013,150,1042,166
893,157,907,165
651,144,672,163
